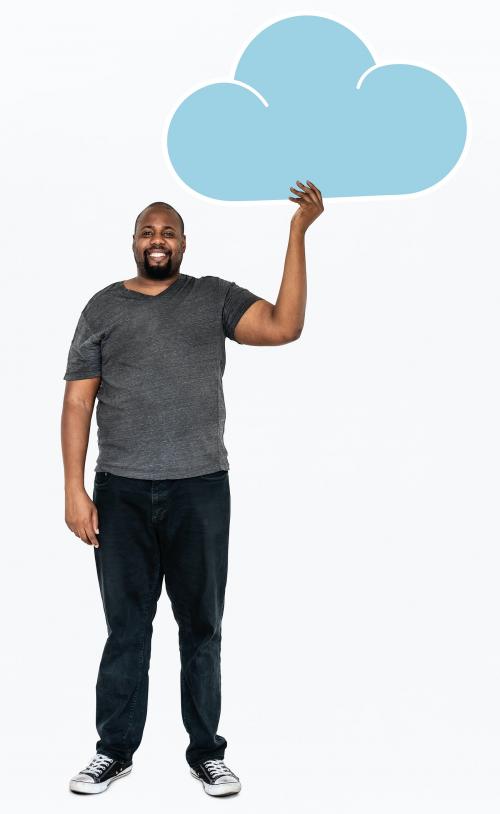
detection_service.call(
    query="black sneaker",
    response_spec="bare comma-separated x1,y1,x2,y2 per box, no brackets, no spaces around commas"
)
69,752,133,794
190,759,242,796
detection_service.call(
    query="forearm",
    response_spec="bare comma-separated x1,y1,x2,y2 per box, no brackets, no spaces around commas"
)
272,224,307,338
61,401,93,493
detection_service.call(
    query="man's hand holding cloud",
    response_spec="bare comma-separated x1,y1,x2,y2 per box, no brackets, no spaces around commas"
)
288,180,324,234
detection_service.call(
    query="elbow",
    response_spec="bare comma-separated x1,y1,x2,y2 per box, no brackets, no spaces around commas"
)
281,326,303,344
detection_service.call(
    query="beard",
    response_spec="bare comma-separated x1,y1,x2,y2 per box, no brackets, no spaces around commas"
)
139,251,177,281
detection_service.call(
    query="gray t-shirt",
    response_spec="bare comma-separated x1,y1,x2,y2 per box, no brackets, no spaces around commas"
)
63,273,263,479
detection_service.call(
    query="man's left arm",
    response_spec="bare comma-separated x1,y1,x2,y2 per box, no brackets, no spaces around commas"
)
234,180,324,346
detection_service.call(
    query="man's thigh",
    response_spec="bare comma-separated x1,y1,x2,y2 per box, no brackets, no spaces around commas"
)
158,470,231,624
92,472,162,630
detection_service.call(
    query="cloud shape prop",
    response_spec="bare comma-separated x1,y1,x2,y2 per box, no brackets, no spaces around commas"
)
166,15,467,200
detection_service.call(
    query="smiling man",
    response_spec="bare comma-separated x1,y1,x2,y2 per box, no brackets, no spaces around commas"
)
61,181,323,797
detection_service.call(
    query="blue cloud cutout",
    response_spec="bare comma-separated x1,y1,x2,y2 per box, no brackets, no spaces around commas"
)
166,15,467,200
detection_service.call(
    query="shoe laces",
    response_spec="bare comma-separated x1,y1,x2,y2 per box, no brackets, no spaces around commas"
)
203,759,235,780
82,753,113,778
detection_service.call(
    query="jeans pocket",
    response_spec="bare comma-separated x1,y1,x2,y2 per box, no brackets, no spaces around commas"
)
94,471,109,486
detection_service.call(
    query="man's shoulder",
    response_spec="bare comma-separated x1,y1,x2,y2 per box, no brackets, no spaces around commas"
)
87,281,119,303
81,282,121,322
188,275,233,302
196,275,234,294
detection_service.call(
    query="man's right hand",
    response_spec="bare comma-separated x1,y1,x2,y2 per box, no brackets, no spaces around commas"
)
65,489,100,548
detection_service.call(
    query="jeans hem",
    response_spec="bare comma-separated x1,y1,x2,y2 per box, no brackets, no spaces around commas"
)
96,747,133,763
188,753,225,768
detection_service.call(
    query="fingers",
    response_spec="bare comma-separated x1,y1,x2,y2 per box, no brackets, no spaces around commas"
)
73,526,100,548
289,185,311,206
92,506,100,538
298,180,322,207
290,183,311,197
73,528,90,546
89,508,100,548
289,180,322,208
306,179,321,194
86,525,100,548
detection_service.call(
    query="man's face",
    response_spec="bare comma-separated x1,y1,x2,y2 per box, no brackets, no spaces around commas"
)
132,208,185,281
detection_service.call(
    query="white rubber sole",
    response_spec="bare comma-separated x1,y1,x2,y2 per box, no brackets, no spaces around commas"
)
69,765,132,794
190,767,241,796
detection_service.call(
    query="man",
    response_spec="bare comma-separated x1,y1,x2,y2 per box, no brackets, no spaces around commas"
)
61,180,323,797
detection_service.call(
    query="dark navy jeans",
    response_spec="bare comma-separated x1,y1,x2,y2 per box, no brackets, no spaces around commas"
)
91,468,230,767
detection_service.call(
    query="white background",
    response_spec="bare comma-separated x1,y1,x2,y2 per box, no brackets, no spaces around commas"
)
1,0,499,811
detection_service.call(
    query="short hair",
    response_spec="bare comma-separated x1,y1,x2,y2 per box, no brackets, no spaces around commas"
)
134,202,184,236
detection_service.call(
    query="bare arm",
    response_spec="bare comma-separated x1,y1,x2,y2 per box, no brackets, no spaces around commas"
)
61,377,101,548
234,179,324,346
272,222,307,338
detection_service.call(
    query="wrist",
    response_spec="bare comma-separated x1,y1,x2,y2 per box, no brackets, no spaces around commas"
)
290,222,307,239
65,480,86,495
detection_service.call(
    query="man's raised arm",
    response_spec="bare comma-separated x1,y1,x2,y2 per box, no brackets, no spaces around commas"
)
234,179,324,346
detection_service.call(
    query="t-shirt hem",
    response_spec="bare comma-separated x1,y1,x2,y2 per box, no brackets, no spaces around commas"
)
95,463,230,480
64,370,101,380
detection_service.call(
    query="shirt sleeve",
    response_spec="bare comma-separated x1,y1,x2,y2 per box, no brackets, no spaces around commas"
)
63,311,103,380
222,281,263,343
